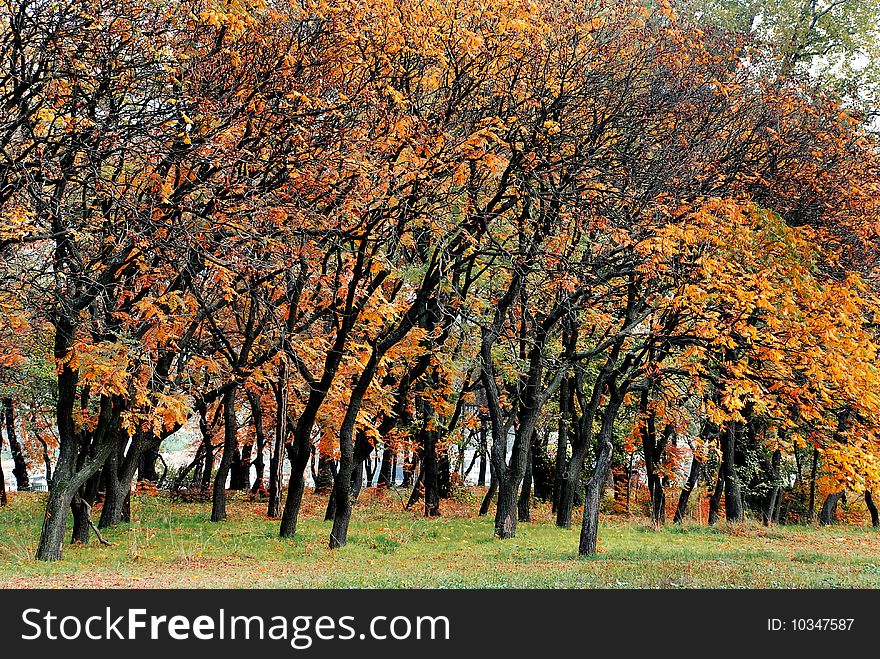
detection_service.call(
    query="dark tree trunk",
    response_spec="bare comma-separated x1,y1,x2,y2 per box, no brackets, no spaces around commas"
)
36,367,118,562
230,435,252,491
34,426,52,487
314,451,334,495
639,396,670,525
477,420,488,487
71,472,101,544
267,374,288,519
553,377,569,514
865,491,879,528
722,423,743,523
211,386,238,522
98,424,151,528
517,446,533,522
247,391,267,494
819,490,845,525
764,449,782,526
350,431,372,501
423,430,440,517
3,398,29,490
199,403,215,493
708,465,725,525
531,432,553,502
172,444,204,492
377,445,394,489
479,468,497,516
0,431,6,505
401,451,417,488
674,455,702,524
579,396,623,556
808,448,819,520
406,468,423,510
138,448,159,482
437,446,451,499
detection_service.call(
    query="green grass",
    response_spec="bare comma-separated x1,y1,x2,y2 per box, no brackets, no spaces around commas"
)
2,489,880,588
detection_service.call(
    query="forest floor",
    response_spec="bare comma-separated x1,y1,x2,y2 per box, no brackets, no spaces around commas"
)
1,488,879,588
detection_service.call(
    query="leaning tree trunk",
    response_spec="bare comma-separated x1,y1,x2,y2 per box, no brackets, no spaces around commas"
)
819,490,846,526
479,465,497,516
764,449,782,526
211,386,238,522
36,383,118,561
98,428,155,529
579,396,623,556
3,398,29,491
71,471,101,545
674,454,702,524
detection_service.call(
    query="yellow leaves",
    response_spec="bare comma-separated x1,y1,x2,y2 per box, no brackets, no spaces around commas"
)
152,394,191,435
0,206,40,242
65,341,132,397
543,120,561,135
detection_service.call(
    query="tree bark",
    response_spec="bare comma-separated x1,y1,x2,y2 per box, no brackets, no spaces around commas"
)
674,454,702,524
808,448,819,520
708,464,725,525
2,398,29,490
865,491,879,528
479,468,496,516
36,384,118,561
0,429,6,505
722,423,743,523
211,386,238,522
579,395,624,556
247,390,267,494
819,490,845,525
517,445,533,522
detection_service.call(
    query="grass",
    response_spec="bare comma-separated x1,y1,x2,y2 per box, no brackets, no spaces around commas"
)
2,488,880,588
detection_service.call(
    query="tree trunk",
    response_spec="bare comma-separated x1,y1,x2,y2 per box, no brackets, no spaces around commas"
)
819,490,845,525
211,386,238,522
708,465,725,525
517,446,533,522
97,427,142,528
553,377,569,514
138,448,159,482
674,455,701,524
865,490,879,528
579,397,622,556
477,421,488,487
246,390,267,494
479,466,496,516
267,375,288,519
0,431,6,505
808,448,819,521
722,423,743,523
377,445,394,489
36,384,118,561
71,472,100,544
764,449,782,526
3,398,29,490
423,430,440,517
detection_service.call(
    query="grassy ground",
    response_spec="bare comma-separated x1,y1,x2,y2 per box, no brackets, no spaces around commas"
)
1,488,879,588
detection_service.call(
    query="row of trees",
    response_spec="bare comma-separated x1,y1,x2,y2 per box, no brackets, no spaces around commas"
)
1,0,879,561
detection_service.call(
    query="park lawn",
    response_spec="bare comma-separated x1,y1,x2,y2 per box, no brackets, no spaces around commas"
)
1,489,880,588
